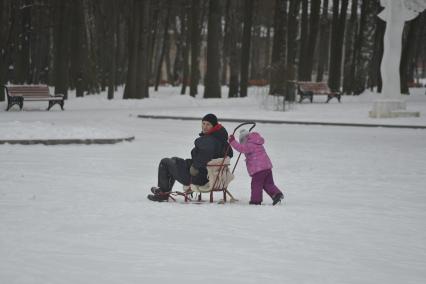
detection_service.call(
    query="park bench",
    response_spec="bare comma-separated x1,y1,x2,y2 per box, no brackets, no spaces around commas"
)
3,85,64,111
296,81,341,103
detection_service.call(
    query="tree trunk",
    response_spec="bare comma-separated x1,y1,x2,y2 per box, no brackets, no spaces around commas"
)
342,0,358,94
369,17,385,93
164,24,173,85
316,0,329,82
240,0,254,97
0,0,14,101
135,0,151,99
190,0,201,97
107,0,119,99
148,4,160,84
116,6,127,87
400,16,422,95
286,0,301,101
303,0,320,80
265,24,272,75
328,0,348,92
53,1,72,98
250,2,259,81
15,0,31,84
269,0,288,95
353,0,377,95
80,0,99,94
124,0,140,99
69,0,86,98
413,12,426,85
31,2,51,85
221,0,231,85
172,3,186,88
297,0,308,80
204,0,221,98
180,3,191,95
228,0,241,98
155,8,170,91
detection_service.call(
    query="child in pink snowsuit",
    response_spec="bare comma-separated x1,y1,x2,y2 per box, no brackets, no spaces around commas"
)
229,129,284,205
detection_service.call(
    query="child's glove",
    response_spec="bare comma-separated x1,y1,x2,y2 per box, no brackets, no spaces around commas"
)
189,165,199,176
229,134,235,142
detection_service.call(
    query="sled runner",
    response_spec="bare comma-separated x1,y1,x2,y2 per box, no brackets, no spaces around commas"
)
149,122,256,204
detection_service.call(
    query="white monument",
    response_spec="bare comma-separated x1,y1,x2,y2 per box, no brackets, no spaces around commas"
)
369,0,425,118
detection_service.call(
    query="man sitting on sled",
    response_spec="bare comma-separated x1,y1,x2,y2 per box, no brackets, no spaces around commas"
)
148,113,233,202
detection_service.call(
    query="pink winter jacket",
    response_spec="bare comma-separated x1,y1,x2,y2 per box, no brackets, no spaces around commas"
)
229,132,273,176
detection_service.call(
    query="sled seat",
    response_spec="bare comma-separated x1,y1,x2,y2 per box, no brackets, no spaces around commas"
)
172,156,234,203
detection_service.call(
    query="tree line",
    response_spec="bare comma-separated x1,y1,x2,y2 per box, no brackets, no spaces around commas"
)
1,0,425,102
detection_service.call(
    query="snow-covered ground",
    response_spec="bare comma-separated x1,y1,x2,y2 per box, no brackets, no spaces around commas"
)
1,86,426,283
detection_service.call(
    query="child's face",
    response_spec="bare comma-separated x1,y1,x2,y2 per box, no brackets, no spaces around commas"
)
202,121,213,134
240,135,248,144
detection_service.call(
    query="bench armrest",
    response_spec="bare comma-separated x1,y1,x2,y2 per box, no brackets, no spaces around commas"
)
2,85,10,97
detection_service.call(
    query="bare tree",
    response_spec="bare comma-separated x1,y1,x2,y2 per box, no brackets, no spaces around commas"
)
0,0,16,101
135,0,151,99
148,2,160,84
124,0,141,99
204,0,221,98
353,0,378,95
249,0,260,80
297,0,308,80
106,0,119,99
368,16,385,92
286,0,301,101
400,14,424,94
316,0,330,82
269,0,288,95
124,0,151,99
303,0,320,80
343,0,358,94
228,0,241,98
190,0,202,97
53,1,72,98
14,0,32,84
240,0,254,97
221,0,231,85
328,0,348,92
69,0,87,98
180,1,191,94
155,7,170,91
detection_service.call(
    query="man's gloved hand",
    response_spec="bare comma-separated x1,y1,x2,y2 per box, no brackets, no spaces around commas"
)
190,165,199,176
229,134,235,142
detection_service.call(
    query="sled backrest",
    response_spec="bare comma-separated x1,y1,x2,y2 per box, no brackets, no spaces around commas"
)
207,156,234,191
191,156,234,193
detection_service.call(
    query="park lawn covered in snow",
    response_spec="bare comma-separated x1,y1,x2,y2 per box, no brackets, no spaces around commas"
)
1,86,426,283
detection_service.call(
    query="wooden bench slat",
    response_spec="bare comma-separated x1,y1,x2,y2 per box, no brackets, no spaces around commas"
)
24,97,64,101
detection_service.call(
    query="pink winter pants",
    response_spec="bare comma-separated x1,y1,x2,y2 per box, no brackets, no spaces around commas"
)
250,169,282,203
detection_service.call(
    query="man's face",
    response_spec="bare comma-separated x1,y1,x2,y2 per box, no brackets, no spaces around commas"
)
202,121,213,134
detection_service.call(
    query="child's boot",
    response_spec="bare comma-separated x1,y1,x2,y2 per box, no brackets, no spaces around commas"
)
272,193,284,205
249,200,262,205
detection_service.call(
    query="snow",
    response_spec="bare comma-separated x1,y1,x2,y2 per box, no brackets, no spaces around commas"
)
1,86,426,283
0,121,130,140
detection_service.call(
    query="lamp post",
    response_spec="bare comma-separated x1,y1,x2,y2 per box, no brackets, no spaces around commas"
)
369,0,425,118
